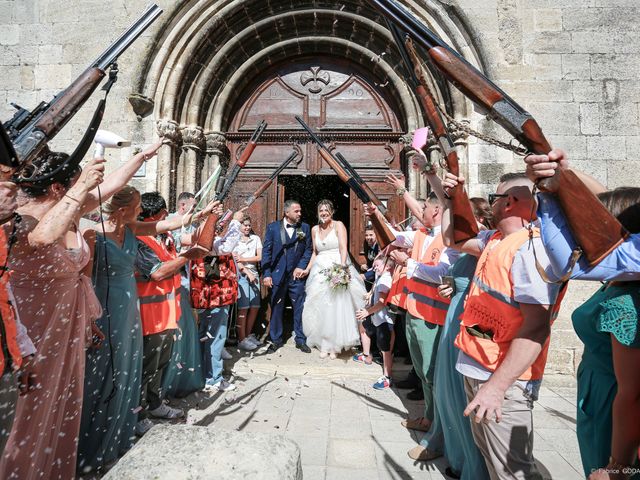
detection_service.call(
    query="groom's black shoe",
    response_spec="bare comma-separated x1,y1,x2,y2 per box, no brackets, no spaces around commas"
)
266,343,282,354
296,343,311,353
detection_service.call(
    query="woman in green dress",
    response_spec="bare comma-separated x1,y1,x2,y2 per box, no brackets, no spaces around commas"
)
78,185,209,472
572,188,640,479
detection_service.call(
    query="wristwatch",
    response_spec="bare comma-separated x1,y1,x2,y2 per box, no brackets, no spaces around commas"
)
396,187,407,196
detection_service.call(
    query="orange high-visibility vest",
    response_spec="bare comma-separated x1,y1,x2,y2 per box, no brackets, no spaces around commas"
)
136,236,181,336
386,264,408,310
455,228,565,381
404,231,451,325
0,229,22,372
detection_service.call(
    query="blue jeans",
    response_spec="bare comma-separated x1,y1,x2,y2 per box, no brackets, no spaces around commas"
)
198,306,229,384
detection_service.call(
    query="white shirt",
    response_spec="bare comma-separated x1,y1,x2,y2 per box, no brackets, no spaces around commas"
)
391,225,461,284
233,234,262,276
371,272,393,326
213,219,242,256
283,219,298,238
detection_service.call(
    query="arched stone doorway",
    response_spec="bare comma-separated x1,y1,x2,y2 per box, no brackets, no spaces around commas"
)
141,0,482,259
224,57,406,258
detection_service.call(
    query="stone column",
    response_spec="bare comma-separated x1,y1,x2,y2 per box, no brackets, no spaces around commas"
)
179,125,205,195
156,119,182,202
203,131,230,196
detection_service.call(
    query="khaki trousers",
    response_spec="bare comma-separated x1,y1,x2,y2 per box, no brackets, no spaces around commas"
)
464,376,542,480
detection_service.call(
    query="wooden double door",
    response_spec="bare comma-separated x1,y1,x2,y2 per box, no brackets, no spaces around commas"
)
223,57,407,262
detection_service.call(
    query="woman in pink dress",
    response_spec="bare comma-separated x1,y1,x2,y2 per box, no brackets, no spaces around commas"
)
0,143,160,480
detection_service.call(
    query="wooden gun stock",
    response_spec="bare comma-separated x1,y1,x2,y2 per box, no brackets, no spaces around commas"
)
34,69,105,137
179,212,221,260
555,169,627,266
368,206,397,250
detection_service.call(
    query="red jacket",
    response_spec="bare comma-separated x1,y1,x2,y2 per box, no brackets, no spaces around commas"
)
190,255,238,309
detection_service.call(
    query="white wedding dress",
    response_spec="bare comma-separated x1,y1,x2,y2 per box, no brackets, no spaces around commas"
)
302,224,367,353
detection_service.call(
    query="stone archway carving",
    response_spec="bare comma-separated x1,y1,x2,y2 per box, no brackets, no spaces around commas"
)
137,0,486,206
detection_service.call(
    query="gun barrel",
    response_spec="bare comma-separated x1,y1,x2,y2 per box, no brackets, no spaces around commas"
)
269,151,298,180
373,0,515,107
249,120,268,143
94,4,163,70
295,116,325,147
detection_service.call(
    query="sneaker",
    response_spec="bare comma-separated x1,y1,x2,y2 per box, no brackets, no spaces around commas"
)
373,375,391,390
204,379,237,392
148,403,184,419
352,353,373,365
247,334,263,347
135,418,154,436
221,348,232,360
238,337,258,351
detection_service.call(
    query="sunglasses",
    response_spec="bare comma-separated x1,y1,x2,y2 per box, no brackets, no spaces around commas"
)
488,193,509,205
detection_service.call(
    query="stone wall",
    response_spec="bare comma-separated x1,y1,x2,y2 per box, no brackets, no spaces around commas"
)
2,0,637,379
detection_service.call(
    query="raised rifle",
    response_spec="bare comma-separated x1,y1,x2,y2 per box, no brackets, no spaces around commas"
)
179,175,226,260
217,120,268,201
295,116,396,249
373,0,626,265
181,121,267,259
3,4,163,182
244,150,298,208
388,23,478,243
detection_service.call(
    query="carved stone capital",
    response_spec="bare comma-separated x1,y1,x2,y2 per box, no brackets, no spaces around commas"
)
156,119,181,146
205,131,230,169
180,125,205,152
447,120,471,145
399,133,414,147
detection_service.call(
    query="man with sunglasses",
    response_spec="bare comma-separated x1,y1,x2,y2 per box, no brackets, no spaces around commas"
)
440,171,564,480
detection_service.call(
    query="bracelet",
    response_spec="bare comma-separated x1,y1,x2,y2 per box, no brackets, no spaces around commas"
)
396,187,407,196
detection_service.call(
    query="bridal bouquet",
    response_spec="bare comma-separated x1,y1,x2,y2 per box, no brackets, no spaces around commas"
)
320,263,351,291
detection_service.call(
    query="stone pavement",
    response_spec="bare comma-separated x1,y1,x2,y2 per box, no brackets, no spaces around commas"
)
158,338,584,480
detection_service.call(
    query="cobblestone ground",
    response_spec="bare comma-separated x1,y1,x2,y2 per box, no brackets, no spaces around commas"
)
158,338,583,480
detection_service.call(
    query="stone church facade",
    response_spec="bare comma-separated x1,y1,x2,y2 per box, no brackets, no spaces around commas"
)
2,0,639,381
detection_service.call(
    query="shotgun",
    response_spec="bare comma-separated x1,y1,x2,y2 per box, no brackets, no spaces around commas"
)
179,175,225,260
181,121,267,259
217,120,268,201
373,0,626,265
244,151,298,208
3,4,162,180
388,23,478,243
295,116,396,249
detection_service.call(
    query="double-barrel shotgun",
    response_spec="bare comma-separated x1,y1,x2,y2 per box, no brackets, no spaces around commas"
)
295,116,396,249
372,0,626,265
388,22,478,243
244,150,299,208
3,4,163,183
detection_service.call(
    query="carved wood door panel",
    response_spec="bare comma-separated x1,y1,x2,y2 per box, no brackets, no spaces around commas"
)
226,57,406,261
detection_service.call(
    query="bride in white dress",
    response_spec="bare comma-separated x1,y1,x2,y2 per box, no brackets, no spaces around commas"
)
302,199,367,358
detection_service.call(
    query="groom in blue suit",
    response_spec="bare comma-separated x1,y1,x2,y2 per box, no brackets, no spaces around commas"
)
262,199,313,353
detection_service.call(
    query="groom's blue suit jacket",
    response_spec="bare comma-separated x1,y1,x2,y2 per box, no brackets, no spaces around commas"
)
261,220,313,286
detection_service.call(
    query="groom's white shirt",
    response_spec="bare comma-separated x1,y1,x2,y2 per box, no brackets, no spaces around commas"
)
283,219,296,239
390,225,460,284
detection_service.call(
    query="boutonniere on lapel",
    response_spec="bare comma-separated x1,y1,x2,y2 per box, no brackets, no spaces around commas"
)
295,228,306,242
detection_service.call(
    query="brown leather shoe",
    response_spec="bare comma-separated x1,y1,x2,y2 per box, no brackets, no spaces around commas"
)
407,445,443,461
401,417,431,432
